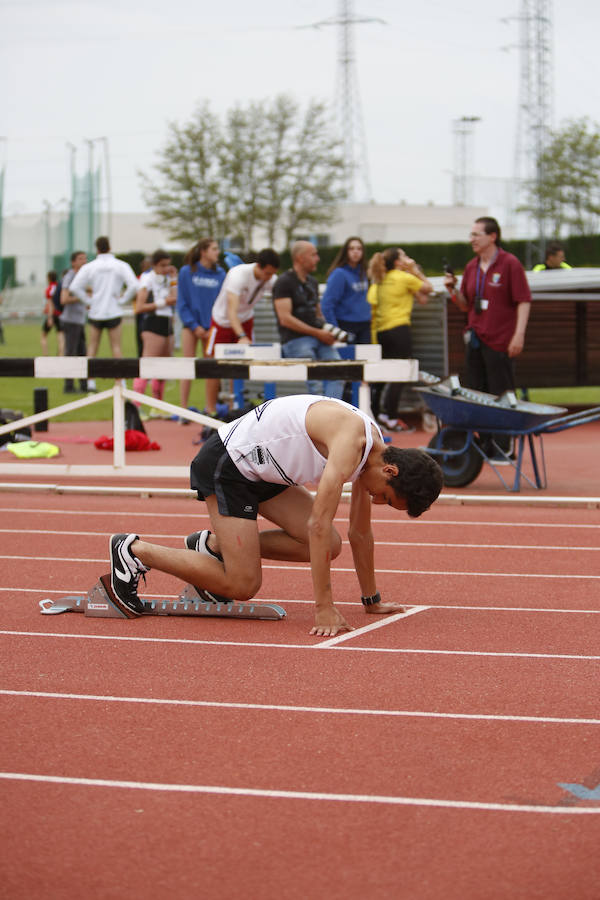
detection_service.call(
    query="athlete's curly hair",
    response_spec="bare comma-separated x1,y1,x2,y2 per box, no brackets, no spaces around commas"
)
383,446,443,517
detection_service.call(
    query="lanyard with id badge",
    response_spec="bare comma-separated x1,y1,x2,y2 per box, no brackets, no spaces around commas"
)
474,262,489,314
473,249,498,314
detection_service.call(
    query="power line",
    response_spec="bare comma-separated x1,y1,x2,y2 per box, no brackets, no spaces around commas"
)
507,0,554,245
301,1,386,202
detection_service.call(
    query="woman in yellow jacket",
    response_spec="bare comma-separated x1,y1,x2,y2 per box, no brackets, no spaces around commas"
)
367,247,433,431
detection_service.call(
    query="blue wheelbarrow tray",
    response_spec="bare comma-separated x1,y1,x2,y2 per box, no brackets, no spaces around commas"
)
417,380,600,492
417,384,566,432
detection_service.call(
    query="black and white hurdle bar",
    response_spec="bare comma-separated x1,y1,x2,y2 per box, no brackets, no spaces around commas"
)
0,352,420,480
0,354,418,385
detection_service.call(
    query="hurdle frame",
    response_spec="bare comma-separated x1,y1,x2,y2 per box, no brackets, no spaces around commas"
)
0,350,419,480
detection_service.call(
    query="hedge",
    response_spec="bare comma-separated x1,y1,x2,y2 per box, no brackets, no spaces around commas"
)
115,234,599,280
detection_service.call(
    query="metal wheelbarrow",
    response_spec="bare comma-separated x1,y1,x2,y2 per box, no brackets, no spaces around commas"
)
417,375,600,492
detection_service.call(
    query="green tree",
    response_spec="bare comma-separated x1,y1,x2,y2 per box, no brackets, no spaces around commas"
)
218,101,269,250
272,98,347,246
140,95,347,249
139,103,230,243
523,118,600,236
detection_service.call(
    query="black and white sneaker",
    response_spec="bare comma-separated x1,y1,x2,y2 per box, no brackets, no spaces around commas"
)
184,529,223,562
109,533,149,616
184,530,231,604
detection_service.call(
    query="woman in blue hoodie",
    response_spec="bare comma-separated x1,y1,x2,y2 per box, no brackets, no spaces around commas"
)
320,236,371,344
177,238,225,411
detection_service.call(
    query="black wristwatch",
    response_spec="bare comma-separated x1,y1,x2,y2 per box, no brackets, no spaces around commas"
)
361,592,381,606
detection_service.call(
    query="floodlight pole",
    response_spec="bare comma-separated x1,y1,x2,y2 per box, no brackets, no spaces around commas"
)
66,142,76,258
84,138,95,255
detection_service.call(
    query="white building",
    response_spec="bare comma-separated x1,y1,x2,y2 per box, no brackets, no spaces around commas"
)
1,202,491,289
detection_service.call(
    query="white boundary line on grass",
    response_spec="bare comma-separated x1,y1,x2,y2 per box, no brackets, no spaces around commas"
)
0,771,597,814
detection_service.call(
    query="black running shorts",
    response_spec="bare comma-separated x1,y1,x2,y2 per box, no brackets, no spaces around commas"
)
88,316,122,330
190,431,288,520
141,313,173,337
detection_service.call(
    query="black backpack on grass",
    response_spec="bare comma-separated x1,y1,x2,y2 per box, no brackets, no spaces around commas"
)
0,409,32,446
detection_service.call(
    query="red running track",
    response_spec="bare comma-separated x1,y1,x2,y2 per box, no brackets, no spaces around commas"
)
1,492,599,899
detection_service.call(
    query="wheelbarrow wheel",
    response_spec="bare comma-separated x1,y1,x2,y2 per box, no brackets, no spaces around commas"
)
427,429,483,487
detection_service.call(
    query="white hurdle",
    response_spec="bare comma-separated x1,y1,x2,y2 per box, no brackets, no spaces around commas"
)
0,349,420,480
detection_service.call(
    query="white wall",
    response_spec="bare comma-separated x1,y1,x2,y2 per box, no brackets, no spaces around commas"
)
2,202,494,286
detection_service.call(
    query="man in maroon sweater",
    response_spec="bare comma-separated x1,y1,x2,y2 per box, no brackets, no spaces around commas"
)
444,217,531,456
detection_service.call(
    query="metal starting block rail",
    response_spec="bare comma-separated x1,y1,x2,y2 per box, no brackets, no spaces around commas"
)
39,576,286,621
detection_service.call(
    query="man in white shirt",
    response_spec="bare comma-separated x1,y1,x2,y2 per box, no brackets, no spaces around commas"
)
204,248,280,414
69,236,138,362
107,395,443,636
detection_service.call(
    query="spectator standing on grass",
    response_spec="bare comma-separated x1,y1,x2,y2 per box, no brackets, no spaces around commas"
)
532,240,572,271
132,250,177,407
40,270,63,355
444,217,532,458
367,247,433,432
134,256,153,357
60,250,89,393
273,241,344,399
177,238,225,414
205,249,280,415
68,236,138,374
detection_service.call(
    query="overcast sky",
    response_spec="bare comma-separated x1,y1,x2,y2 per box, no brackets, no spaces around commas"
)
1,0,598,222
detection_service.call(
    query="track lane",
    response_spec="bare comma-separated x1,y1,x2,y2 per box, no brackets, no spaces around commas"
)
2,491,600,900
1,694,599,807
2,637,599,719
2,781,598,900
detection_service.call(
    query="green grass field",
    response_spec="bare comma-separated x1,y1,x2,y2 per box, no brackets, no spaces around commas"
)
0,320,207,421
1,320,598,422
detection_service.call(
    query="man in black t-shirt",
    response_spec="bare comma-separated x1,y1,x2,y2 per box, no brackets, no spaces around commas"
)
272,241,343,398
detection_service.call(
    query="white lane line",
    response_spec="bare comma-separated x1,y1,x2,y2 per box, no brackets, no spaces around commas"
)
0,529,209,540
4,588,600,616
2,556,599,580
2,689,599,726
270,565,600,580
2,507,600,529
0,507,209,519
3,587,600,615
1,530,597,552
1,630,599,660
335,647,600,660
0,772,597,814
316,606,429,648
374,541,600,552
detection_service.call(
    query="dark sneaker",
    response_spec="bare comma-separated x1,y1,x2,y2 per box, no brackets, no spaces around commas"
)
184,529,223,562
109,533,149,616
184,530,231,604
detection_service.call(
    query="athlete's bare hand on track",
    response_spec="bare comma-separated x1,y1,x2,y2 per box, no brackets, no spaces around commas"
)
365,601,408,615
310,607,354,637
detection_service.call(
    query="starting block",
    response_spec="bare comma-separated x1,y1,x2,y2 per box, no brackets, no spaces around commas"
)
39,575,286,621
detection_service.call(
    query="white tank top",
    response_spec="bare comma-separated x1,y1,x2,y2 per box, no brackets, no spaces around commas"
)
218,395,382,485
